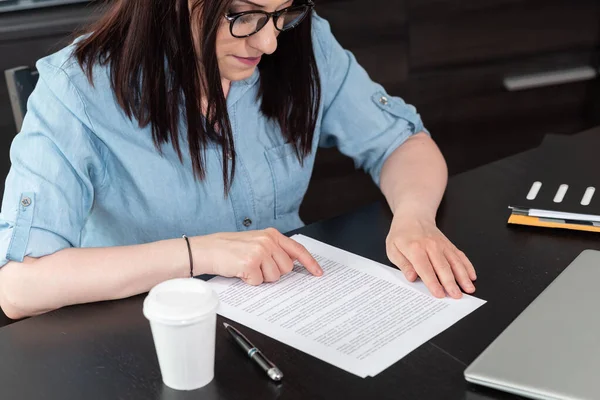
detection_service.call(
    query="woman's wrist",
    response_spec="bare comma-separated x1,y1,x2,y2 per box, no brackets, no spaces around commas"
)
185,235,214,277
392,200,438,223
162,237,204,279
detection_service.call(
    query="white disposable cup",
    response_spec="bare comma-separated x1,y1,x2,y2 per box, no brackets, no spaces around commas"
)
143,278,220,391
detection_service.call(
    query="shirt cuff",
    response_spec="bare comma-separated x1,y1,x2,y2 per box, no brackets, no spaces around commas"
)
0,224,72,268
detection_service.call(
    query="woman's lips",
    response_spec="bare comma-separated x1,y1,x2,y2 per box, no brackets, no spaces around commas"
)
233,55,262,66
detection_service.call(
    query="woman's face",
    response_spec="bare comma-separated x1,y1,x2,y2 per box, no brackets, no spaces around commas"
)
214,0,294,82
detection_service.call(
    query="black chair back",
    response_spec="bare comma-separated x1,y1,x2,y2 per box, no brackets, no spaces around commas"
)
4,66,39,132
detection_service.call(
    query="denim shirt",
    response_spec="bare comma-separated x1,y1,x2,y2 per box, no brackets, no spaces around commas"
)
0,14,426,267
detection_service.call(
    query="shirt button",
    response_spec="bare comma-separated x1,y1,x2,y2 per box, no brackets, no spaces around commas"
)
379,96,389,105
21,197,32,207
243,218,252,227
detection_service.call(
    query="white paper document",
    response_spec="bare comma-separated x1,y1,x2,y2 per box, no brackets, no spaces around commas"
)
207,234,486,378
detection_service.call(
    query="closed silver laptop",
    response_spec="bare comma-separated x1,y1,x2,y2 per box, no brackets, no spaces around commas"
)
464,250,600,400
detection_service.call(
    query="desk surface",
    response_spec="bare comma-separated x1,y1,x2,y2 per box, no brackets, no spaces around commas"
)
1,129,599,400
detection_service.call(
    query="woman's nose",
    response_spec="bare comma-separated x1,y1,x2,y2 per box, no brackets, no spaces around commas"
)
247,19,279,55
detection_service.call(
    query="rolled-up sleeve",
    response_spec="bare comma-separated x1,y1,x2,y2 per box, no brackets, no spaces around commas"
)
0,60,104,267
313,15,427,186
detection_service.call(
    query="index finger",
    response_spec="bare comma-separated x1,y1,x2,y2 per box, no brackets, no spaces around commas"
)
278,236,323,276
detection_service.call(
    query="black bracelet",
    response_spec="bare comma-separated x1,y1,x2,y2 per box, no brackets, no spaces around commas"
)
182,235,194,278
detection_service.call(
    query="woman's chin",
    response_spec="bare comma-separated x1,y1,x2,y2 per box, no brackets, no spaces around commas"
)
220,64,257,82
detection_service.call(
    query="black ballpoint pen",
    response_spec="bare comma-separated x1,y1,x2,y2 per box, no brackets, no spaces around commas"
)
223,322,284,382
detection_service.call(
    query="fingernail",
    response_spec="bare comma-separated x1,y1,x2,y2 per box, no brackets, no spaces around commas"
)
317,268,323,276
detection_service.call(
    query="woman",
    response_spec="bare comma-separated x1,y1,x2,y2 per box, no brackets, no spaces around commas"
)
0,0,476,320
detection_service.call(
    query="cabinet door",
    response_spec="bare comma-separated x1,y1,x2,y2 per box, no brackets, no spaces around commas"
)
408,57,599,175
408,0,600,68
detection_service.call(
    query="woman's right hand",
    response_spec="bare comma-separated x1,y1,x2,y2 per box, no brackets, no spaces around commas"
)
191,228,323,285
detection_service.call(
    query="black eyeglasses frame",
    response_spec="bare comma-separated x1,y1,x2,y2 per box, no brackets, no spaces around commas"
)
224,1,315,38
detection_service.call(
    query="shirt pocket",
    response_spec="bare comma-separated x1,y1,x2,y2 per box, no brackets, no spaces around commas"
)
264,142,312,219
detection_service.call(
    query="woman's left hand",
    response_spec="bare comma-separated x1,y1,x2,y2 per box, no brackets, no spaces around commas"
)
385,209,477,299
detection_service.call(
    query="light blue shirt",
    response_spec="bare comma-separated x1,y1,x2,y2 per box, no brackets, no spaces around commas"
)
0,14,426,267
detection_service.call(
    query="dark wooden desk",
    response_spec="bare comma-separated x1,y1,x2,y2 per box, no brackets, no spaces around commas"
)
1,129,599,400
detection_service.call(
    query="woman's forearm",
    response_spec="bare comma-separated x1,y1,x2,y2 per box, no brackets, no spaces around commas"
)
0,228,323,320
0,238,191,320
379,132,448,219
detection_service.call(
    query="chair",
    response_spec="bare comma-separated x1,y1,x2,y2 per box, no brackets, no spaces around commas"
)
4,66,39,133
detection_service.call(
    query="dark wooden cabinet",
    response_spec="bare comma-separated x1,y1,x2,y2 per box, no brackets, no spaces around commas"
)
408,0,600,68
402,0,600,177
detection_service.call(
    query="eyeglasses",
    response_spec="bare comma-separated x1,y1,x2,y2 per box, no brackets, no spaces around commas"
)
224,1,314,38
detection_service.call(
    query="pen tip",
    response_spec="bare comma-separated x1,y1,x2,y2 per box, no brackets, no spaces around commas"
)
223,322,230,328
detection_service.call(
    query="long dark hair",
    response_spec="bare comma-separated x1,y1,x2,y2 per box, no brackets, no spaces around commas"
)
74,0,321,192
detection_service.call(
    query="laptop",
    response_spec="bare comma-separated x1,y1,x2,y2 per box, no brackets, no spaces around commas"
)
464,249,600,400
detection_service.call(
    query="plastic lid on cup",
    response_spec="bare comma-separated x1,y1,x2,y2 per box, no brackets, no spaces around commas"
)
143,278,220,325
